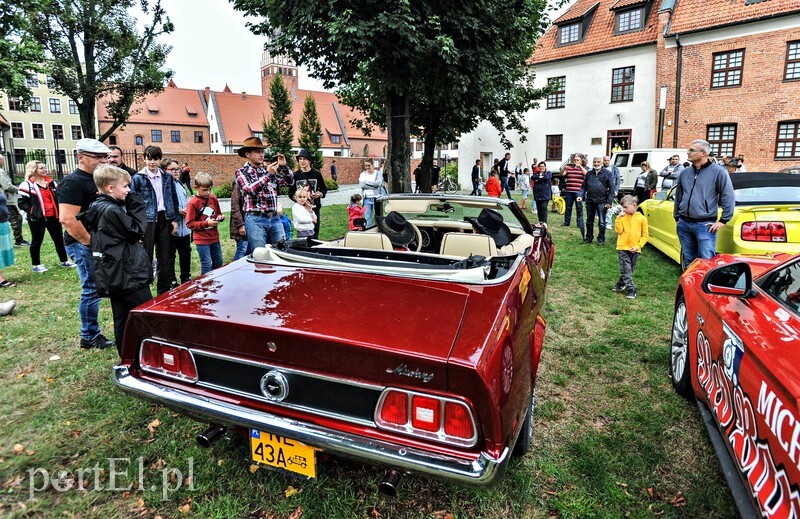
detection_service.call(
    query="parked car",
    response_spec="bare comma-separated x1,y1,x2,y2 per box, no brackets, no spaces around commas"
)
670,252,800,517
112,194,554,494
611,148,688,195
639,172,800,265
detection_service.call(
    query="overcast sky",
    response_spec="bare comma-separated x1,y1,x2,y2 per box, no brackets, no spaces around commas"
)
148,0,567,95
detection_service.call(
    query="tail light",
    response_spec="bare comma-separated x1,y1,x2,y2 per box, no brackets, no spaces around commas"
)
741,221,787,242
375,389,477,447
139,339,198,383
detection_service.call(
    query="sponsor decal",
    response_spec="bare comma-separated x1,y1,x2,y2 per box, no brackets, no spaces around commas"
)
696,327,800,517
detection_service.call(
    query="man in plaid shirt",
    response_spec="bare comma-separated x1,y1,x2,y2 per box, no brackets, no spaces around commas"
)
234,137,294,250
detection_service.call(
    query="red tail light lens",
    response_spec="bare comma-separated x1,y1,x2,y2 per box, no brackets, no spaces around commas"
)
380,390,409,425
411,395,440,432
375,389,477,447
741,221,787,242
139,339,198,383
444,402,475,439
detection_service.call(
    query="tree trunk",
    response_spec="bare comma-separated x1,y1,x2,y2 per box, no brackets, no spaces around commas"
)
386,90,411,193
79,102,97,139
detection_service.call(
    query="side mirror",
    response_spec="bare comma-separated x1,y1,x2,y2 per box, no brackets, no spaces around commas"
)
702,262,757,298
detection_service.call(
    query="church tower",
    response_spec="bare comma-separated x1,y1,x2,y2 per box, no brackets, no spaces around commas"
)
260,41,299,97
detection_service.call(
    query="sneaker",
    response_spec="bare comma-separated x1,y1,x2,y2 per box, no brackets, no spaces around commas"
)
611,283,626,292
79,334,114,350
626,289,637,299
32,265,48,273
61,260,77,268
15,240,31,247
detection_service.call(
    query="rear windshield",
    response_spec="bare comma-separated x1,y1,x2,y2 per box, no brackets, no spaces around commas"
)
735,186,800,205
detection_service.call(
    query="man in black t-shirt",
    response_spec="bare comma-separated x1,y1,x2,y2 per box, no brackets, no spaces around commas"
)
290,149,328,239
58,138,115,350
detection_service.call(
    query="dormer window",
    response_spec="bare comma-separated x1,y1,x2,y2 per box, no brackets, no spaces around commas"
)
559,24,581,45
616,8,643,34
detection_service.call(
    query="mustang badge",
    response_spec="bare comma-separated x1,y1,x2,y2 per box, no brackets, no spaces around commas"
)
385,364,434,383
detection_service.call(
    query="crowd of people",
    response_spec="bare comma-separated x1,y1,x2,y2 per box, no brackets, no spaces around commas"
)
0,137,335,347
473,138,735,297
0,136,736,331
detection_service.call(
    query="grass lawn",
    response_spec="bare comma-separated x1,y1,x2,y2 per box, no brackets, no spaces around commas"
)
0,199,736,518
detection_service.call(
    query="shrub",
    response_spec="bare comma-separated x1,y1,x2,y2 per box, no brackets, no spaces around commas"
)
279,186,290,196
212,180,233,199
324,178,339,190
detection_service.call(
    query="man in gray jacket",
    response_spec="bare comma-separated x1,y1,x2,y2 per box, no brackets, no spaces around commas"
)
0,156,28,246
673,139,735,270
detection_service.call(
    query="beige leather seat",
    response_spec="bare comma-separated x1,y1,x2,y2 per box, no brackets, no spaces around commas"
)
439,232,497,258
343,232,394,250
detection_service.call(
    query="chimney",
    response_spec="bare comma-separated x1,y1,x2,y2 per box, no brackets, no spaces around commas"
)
242,92,247,100
203,86,210,104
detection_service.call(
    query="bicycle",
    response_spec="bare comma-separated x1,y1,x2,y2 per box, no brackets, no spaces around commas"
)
436,175,459,194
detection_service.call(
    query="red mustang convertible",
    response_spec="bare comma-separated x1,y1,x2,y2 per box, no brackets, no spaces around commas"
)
113,195,554,494
670,253,800,517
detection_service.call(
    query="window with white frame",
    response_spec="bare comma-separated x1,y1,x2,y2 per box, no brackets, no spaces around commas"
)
558,23,580,45
616,8,643,34
707,124,737,156
776,121,800,159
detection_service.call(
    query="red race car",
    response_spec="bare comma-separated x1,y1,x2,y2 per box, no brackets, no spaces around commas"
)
670,252,800,517
112,195,554,495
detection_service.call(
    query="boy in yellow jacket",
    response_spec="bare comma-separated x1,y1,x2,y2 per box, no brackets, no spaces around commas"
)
613,195,649,299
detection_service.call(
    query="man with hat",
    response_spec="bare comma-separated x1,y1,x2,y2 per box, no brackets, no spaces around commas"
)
469,208,534,255
57,138,115,350
377,211,416,251
234,137,294,250
289,149,327,239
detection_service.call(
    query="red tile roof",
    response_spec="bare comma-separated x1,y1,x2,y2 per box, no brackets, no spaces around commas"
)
213,86,387,148
610,0,647,10
667,0,800,35
97,83,207,127
531,0,659,64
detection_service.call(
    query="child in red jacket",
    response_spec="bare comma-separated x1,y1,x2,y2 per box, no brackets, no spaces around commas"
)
185,172,225,275
348,193,366,230
485,171,502,198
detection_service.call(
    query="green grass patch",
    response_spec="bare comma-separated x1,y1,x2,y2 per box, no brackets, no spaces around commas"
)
0,203,735,517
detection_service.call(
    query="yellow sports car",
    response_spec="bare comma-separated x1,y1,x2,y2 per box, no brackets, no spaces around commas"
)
639,172,800,264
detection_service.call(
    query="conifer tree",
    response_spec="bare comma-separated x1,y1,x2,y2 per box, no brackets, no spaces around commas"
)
298,95,324,171
263,75,295,167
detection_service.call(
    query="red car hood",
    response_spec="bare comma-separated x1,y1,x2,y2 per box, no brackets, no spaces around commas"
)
132,261,471,371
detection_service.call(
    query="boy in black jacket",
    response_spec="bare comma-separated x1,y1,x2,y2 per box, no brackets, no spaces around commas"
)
79,165,152,353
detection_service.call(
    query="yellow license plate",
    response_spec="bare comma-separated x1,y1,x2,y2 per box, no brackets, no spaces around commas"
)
250,429,316,478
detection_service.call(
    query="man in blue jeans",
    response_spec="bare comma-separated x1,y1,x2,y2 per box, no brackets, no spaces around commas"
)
234,137,294,250
58,139,115,350
673,139,735,270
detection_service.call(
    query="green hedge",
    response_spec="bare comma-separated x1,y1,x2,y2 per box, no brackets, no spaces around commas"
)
212,180,233,198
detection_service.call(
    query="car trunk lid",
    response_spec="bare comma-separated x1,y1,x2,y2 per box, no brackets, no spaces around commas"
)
131,263,471,390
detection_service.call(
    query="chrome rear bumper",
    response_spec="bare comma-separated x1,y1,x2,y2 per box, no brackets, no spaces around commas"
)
112,365,509,485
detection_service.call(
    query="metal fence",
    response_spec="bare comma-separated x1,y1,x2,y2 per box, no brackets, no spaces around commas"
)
3,149,140,183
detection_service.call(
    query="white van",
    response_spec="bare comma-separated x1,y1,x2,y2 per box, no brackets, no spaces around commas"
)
612,148,688,195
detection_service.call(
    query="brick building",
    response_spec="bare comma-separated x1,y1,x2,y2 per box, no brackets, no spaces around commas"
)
657,0,800,170
97,80,210,154
460,0,800,182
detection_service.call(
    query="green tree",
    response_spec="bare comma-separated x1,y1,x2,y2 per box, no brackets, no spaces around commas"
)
263,75,295,167
230,0,549,193
24,0,173,140
298,95,324,171
0,2,45,108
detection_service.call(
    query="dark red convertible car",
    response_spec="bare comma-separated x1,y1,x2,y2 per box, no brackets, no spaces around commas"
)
670,252,800,517
113,195,554,494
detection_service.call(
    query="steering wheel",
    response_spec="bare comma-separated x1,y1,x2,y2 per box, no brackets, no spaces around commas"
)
408,222,423,252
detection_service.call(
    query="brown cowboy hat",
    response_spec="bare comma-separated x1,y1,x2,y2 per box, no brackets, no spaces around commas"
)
237,137,267,158
467,208,513,247
376,211,416,247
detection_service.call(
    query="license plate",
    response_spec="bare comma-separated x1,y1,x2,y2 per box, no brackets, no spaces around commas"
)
250,429,316,478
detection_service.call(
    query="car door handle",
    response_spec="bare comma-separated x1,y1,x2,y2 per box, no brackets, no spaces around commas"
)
696,313,704,326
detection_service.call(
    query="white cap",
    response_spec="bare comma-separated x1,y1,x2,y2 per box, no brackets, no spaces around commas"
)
75,138,111,154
